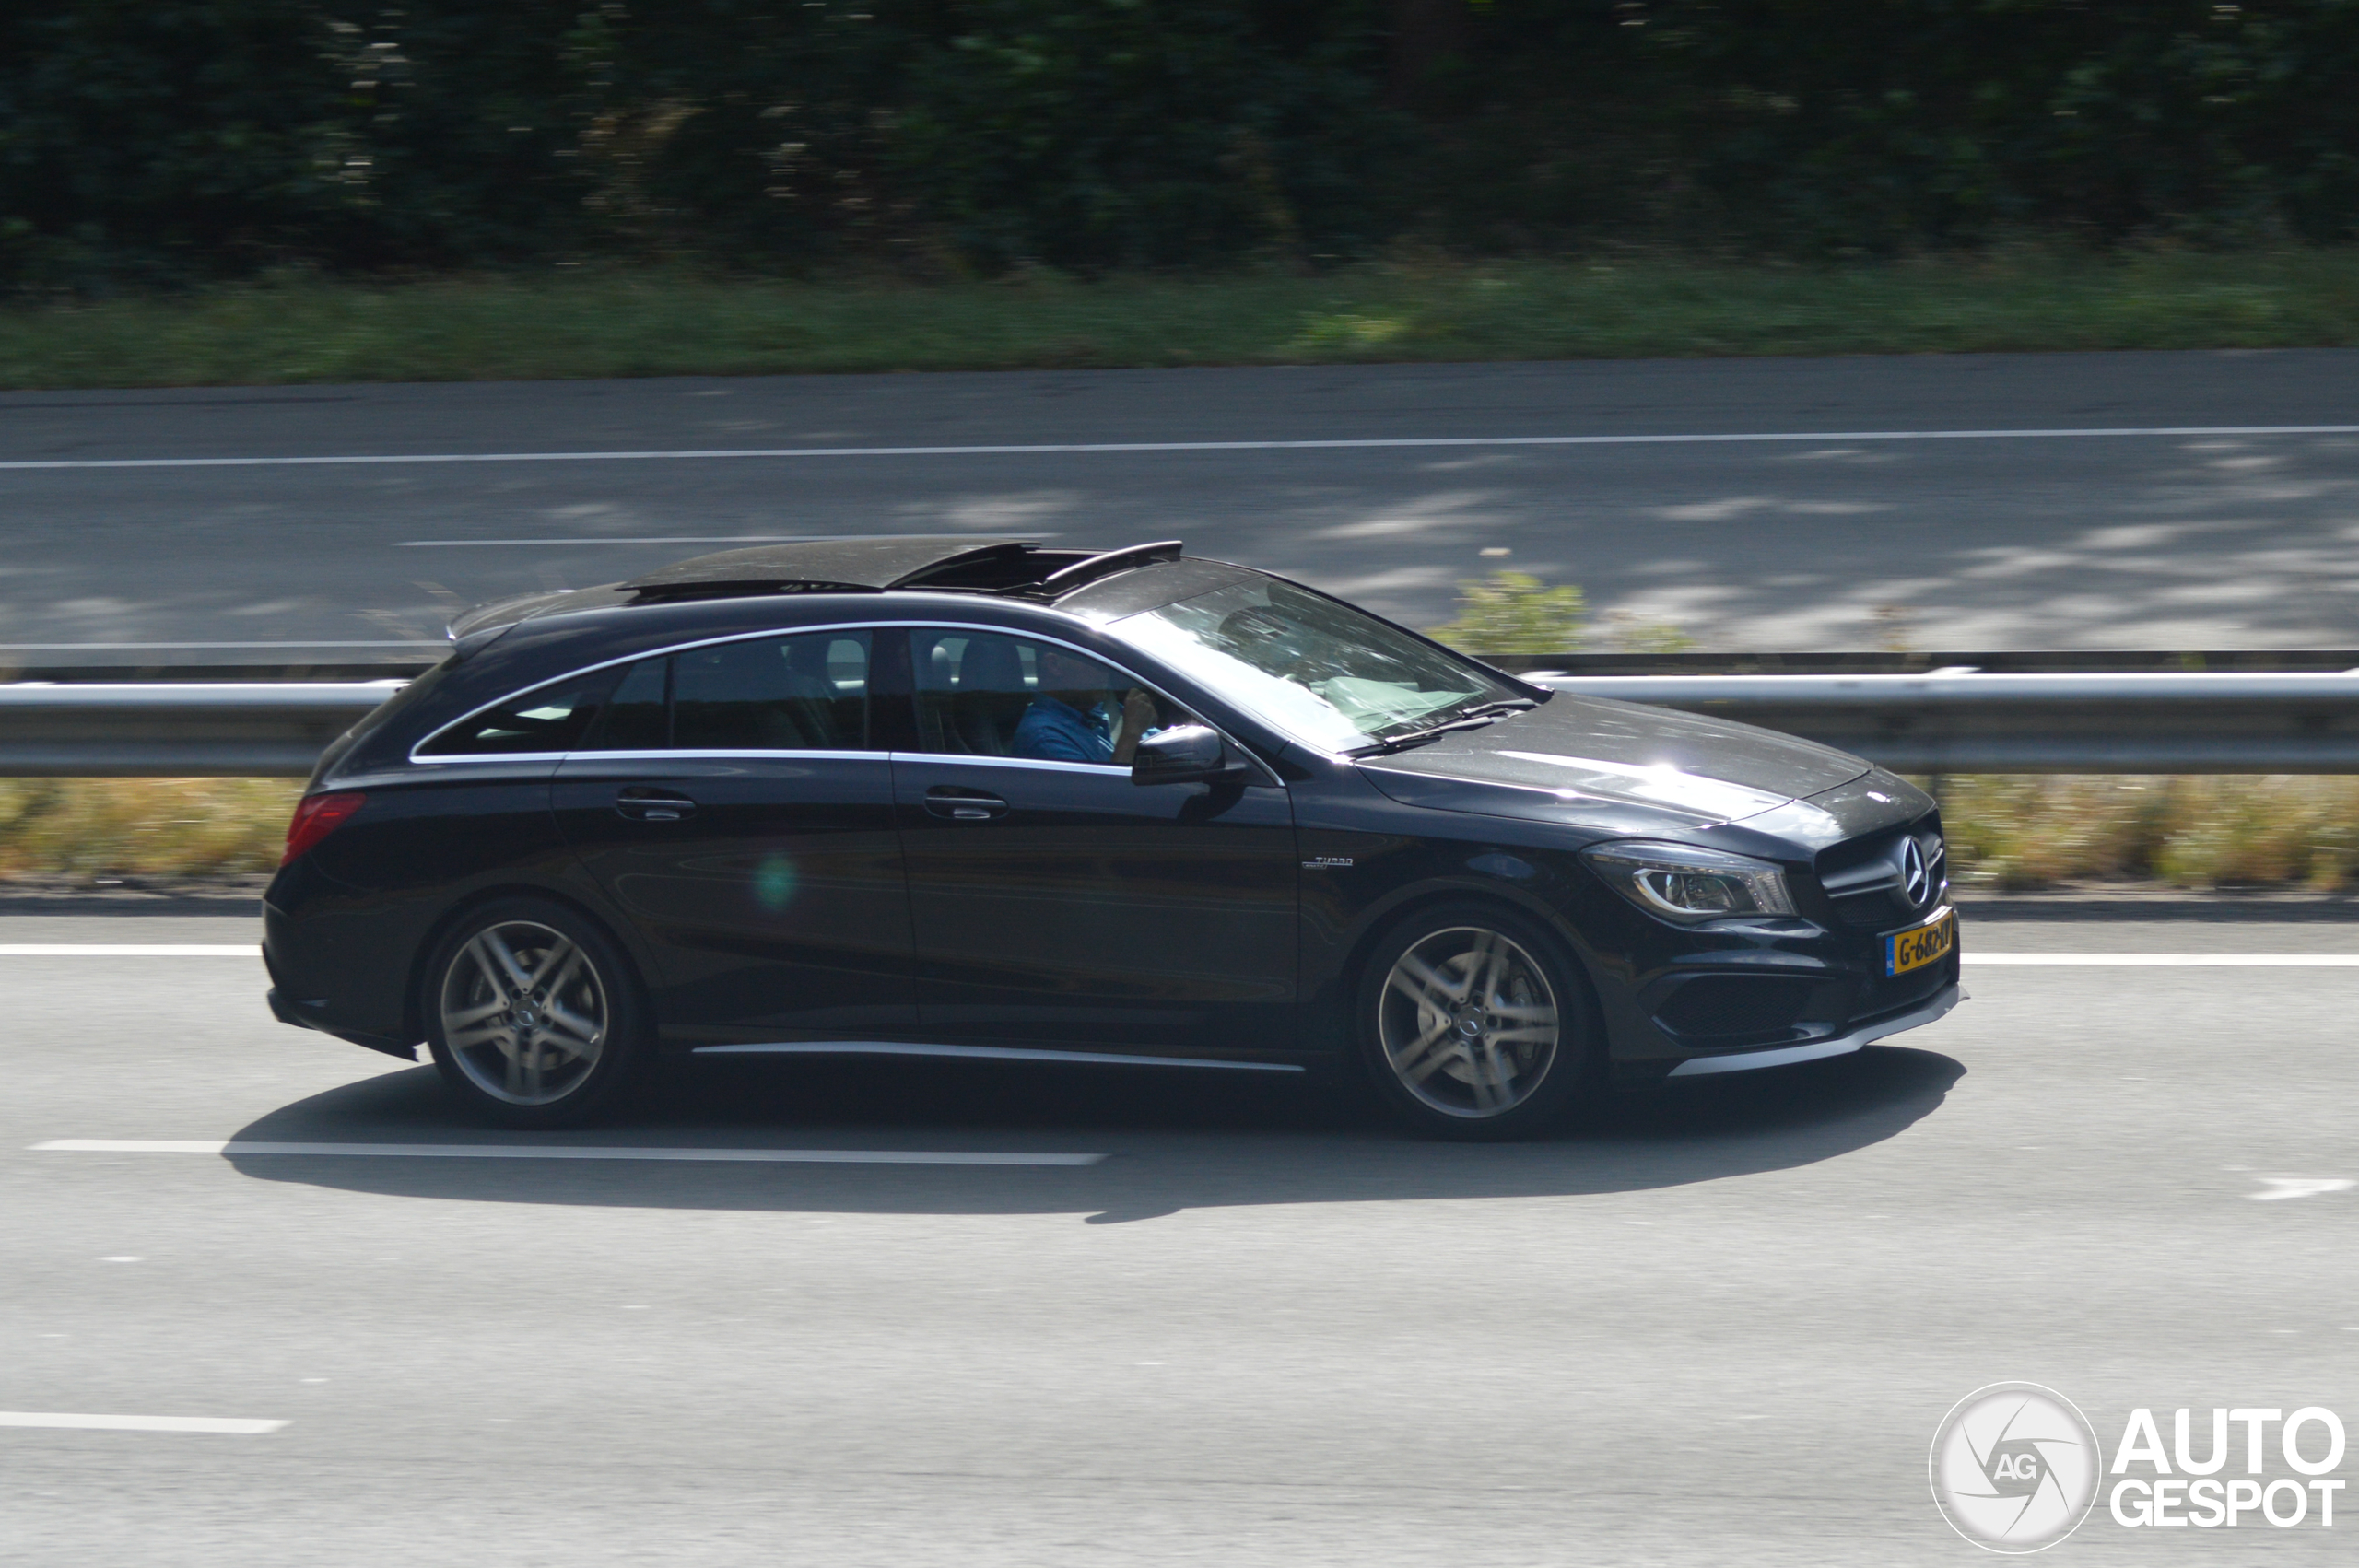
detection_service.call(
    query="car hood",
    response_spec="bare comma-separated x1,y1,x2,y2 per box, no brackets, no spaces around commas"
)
1353,694,1870,831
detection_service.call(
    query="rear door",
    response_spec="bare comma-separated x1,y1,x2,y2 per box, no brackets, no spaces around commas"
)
550,628,917,1040
891,626,1299,1056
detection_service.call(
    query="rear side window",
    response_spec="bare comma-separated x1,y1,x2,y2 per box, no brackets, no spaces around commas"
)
590,656,670,751
416,668,620,756
572,631,875,753
676,632,871,749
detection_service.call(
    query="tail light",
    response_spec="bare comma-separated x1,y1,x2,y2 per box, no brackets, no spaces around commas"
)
282,791,366,866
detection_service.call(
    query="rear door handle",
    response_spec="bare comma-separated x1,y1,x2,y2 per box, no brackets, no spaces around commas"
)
922,786,1008,822
616,788,698,822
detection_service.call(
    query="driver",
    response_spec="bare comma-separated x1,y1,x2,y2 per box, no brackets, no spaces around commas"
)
1012,646,1158,765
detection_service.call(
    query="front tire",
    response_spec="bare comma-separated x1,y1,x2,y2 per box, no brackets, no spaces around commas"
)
1354,901,1595,1141
420,897,651,1129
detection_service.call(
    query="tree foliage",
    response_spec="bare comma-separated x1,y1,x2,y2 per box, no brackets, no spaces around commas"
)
6,1,2359,286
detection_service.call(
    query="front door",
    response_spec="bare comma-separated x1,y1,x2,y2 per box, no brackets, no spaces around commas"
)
550,628,915,1040
892,626,1298,1055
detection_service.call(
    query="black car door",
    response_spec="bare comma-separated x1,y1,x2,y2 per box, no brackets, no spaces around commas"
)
549,627,916,1040
891,626,1299,1055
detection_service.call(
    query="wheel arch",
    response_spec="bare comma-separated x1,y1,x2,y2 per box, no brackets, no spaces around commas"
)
402,882,651,1047
1331,878,1611,1051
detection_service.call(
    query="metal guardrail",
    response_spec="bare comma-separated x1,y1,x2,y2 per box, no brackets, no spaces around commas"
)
0,684,401,777
6,671,2359,775
1531,672,2359,773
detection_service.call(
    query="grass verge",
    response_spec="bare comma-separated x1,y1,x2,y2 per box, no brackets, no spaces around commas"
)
4,775,2358,895
7,250,2359,388
0,779,299,883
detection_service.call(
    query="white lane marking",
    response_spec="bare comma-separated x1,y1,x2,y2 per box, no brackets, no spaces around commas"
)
400,535,801,546
0,945,258,957
398,531,1065,547
34,1139,1106,1166
1967,953,2359,965
4,424,2358,471
0,1411,286,1434
2250,1177,2355,1201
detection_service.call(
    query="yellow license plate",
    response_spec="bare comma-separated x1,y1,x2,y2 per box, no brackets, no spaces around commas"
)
1885,909,1956,977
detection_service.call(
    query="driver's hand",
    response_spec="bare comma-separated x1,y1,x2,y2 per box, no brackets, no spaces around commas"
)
1121,688,1157,735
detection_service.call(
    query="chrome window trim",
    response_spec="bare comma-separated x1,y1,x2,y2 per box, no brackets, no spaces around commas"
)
891,750,1125,778
407,615,1282,786
403,755,569,769
409,619,887,764
562,748,884,765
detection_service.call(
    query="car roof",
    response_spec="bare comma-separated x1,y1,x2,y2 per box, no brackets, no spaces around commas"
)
445,536,1191,649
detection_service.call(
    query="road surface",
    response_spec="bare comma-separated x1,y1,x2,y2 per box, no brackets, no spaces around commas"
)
4,903,2354,1564
3,349,2357,660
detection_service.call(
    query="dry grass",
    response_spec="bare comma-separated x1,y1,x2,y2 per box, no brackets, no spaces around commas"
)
1939,775,2359,892
0,778,299,882
1,775,2354,893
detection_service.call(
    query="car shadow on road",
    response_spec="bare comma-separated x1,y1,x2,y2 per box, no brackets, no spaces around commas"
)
223,1046,1965,1223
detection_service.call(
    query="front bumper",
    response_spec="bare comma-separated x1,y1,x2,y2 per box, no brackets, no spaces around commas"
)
1665,981,1963,1077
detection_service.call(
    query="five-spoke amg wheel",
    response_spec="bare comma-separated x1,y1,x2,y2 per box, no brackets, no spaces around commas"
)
1356,903,1593,1139
421,898,649,1129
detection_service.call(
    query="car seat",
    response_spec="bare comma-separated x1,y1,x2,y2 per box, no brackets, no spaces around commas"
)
948,638,1031,756
675,640,833,749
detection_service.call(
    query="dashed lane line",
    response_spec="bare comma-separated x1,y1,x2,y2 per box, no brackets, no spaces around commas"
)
0,1412,287,1434
32,1139,1107,1166
1966,953,2359,966
0,945,259,956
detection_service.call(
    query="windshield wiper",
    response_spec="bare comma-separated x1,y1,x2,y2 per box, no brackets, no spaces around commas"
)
1355,699,1537,755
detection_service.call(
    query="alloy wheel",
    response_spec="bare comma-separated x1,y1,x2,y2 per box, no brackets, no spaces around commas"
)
1376,926,1562,1118
437,919,609,1106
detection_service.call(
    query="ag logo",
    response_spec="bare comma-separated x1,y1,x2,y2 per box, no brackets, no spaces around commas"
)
1930,1383,2100,1553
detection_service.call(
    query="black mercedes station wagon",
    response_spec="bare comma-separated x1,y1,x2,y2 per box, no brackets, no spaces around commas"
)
264,537,1961,1140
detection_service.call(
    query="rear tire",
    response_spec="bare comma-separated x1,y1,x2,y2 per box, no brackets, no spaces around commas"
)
1353,901,1595,1141
420,897,651,1129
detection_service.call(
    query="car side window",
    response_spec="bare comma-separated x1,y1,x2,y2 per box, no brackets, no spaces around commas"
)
585,655,669,750
575,631,874,753
908,628,1189,761
417,668,620,756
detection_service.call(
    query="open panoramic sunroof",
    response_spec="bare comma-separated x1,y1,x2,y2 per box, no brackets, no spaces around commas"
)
616,537,1184,602
450,536,1191,649
617,537,1044,599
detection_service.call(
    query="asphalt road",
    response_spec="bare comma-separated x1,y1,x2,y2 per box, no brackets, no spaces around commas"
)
4,349,2358,661
5,906,2355,1564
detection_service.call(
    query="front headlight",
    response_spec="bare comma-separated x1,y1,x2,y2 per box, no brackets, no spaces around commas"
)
1581,841,1796,923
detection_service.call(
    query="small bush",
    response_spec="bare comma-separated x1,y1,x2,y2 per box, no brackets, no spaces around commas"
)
1425,569,1587,661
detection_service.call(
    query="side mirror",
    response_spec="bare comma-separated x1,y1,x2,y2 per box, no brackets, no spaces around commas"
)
1131,724,1246,786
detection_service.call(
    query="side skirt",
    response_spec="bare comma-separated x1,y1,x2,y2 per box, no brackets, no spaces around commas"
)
690,1040,1306,1073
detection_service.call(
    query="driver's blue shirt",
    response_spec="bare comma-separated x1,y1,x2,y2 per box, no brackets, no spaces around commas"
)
1012,695,1116,763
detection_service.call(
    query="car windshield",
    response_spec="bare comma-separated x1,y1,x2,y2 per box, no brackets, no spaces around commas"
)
1110,579,1526,752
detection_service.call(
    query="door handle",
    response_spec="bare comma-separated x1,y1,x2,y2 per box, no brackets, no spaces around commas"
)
922,786,1008,822
616,788,698,822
